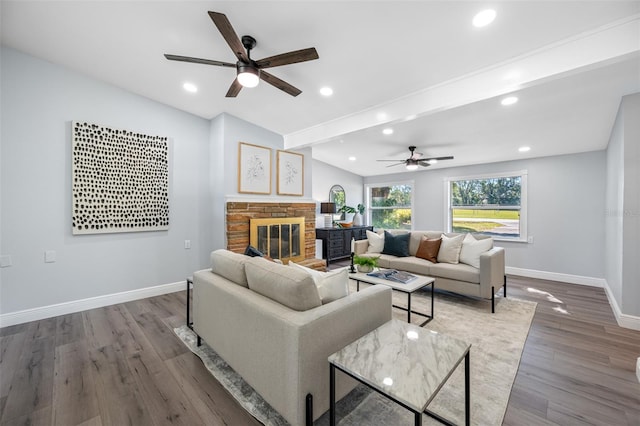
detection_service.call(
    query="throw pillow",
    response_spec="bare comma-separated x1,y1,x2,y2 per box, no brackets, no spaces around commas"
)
244,245,264,257
437,234,465,264
459,234,493,268
415,237,441,263
382,231,410,257
289,262,349,304
366,230,385,253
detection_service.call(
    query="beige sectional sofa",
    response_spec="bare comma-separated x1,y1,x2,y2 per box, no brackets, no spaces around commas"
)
193,249,392,426
354,230,506,312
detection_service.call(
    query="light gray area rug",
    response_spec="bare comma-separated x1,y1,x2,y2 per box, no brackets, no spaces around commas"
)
174,284,536,425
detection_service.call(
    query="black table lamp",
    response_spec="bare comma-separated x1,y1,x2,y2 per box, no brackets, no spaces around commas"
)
320,202,336,228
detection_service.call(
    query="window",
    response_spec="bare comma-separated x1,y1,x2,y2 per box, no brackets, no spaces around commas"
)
445,171,527,241
365,182,413,230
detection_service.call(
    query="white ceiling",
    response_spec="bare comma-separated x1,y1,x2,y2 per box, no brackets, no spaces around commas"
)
2,1,639,176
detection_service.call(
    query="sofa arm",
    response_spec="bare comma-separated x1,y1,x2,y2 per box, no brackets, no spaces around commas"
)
354,239,369,255
479,246,505,298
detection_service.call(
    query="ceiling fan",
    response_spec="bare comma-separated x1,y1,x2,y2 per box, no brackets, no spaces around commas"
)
164,11,319,98
377,146,454,170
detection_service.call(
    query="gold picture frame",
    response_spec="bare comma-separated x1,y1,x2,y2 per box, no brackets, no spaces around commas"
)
238,142,271,194
277,150,304,196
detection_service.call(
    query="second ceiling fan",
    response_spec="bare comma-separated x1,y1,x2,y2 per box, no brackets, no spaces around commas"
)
377,146,454,170
165,11,319,97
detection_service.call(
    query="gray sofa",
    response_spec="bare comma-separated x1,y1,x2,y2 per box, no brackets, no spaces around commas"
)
193,249,392,426
354,231,506,312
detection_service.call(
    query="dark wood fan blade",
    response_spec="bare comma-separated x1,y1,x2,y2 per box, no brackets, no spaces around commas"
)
377,159,407,162
424,156,454,161
255,48,319,69
225,79,242,97
164,54,235,68
418,161,432,167
208,11,248,62
386,162,405,168
260,71,302,97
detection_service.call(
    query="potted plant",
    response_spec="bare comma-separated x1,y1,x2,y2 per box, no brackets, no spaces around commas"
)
338,205,356,223
353,203,365,226
353,255,379,273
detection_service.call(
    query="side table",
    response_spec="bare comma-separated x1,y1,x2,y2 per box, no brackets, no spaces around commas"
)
186,276,193,329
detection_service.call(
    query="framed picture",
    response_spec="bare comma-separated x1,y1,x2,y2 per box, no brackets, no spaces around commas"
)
277,150,304,196
238,142,271,194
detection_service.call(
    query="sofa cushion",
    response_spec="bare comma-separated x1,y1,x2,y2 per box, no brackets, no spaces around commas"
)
245,258,322,311
437,234,465,264
210,249,251,288
429,262,480,283
366,230,385,253
387,256,433,276
288,261,349,304
459,234,493,268
382,231,410,257
415,237,441,263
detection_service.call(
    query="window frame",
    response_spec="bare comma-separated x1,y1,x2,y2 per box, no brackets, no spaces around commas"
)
365,180,415,230
444,170,528,242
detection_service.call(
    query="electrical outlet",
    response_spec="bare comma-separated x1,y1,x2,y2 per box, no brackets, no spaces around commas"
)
527,236,534,244
184,240,191,249
0,255,12,268
45,250,56,263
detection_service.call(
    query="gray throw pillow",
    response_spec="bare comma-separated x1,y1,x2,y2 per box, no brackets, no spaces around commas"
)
382,231,410,257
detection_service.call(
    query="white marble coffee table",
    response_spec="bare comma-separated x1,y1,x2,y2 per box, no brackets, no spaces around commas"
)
329,319,471,426
350,270,434,326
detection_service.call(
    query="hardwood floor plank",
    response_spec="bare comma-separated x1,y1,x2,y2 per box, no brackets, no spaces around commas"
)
0,332,26,398
0,335,54,423
89,344,154,426
129,309,188,361
55,312,85,347
0,406,51,426
52,340,99,426
165,352,261,426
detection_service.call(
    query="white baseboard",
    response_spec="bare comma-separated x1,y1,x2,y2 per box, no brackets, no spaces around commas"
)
506,267,640,331
0,281,185,328
506,266,607,287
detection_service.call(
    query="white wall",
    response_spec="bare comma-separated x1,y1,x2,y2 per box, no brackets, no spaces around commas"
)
0,47,213,315
363,151,606,279
606,93,640,317
312,159,364,227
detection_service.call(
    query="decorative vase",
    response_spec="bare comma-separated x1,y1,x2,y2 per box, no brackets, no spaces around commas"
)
357,264,373,273
353,213,362,226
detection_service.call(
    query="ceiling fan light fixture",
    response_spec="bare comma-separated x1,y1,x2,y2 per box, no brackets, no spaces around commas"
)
237,65,260,88
406,163,419,171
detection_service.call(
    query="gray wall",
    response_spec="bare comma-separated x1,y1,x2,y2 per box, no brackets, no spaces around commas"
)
606,93,640,317
363,151,606,279
0,47,212,313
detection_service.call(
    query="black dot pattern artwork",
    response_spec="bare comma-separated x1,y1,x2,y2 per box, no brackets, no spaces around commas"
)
71,121,170,235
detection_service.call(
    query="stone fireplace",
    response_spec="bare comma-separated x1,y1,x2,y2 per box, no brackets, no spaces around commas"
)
226,202,326,269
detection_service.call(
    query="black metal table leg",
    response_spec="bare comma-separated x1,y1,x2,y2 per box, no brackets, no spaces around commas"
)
330,364,336,426
465,351,470,426
186,277,193,329
407,292,412,323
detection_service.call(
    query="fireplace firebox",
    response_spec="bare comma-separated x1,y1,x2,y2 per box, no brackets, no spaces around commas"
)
250,217,305,264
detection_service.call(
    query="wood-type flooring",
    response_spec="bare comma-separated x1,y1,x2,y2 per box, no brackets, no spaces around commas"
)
1,273,639,425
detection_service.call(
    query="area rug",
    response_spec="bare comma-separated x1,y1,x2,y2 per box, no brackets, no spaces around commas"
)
174,284,536,425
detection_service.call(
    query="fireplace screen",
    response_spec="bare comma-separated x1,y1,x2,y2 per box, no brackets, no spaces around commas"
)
250,217,305,264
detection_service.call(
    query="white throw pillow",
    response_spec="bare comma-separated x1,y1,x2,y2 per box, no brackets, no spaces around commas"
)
437,234,465,264
289,262,349,304
459,234,493,268
366,230,385,253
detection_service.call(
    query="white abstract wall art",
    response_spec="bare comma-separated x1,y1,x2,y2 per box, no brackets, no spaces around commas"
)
277,150,304,196
238,142,271,194
72,121,169,235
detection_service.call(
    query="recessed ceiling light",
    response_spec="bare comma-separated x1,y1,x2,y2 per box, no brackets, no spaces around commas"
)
473,9,496,28
320,87,333,96
382,128,394,135
183,82,198,93
519,146,531,153
427,159,438,165
348,156,356,161
501,96,518,106
376,112,388,121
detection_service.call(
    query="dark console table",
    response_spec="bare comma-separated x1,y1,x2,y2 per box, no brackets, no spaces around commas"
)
316,225,373,266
